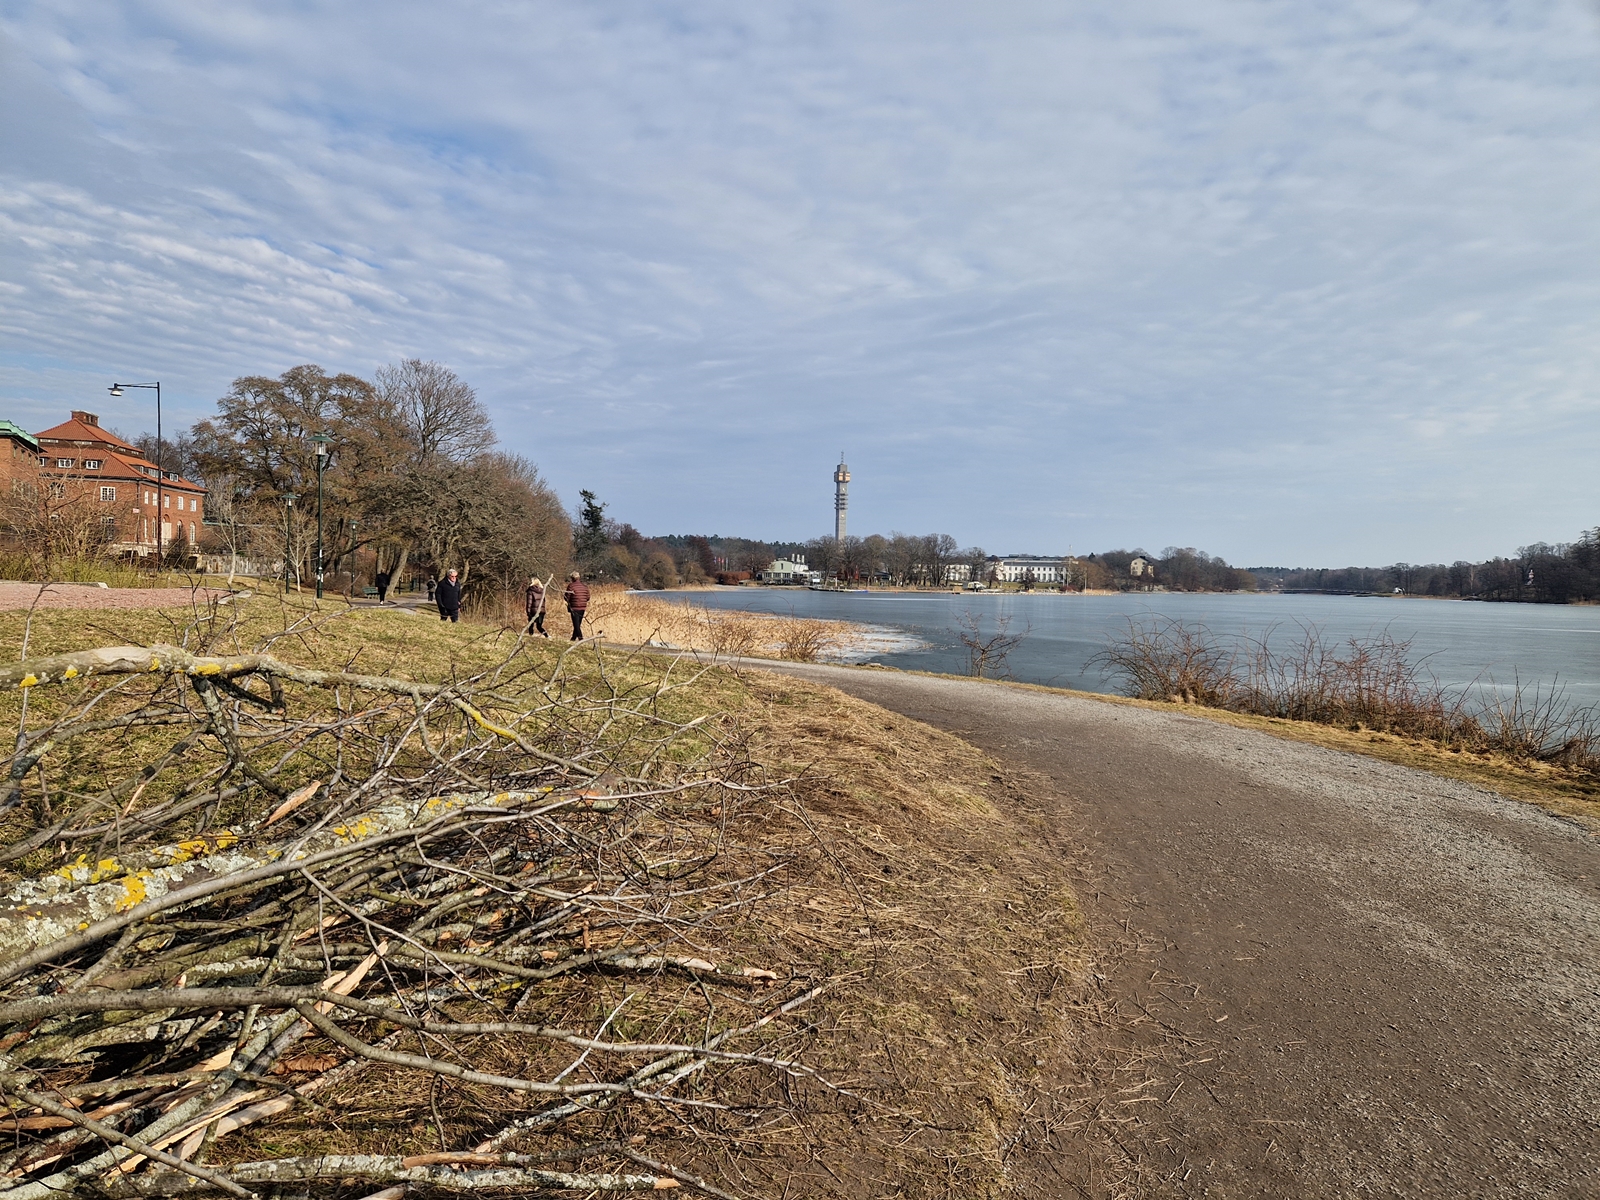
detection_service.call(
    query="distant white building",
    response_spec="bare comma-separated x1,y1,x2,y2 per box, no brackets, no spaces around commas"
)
1130,555,1154,578
946,556,1069,584
761,555,815,585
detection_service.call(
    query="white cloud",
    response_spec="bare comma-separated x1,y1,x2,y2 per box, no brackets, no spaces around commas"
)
2,0,1598,563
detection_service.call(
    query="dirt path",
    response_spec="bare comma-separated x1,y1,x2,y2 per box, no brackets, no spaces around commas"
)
0,582,230,611
754,663,1599,1198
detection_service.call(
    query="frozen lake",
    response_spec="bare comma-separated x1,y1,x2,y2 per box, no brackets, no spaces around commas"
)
656,589,1600,709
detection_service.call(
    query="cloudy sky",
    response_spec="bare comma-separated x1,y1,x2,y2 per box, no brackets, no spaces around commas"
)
3,1,1598,566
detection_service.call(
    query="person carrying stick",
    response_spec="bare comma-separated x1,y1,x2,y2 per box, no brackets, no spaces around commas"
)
525,575,549,637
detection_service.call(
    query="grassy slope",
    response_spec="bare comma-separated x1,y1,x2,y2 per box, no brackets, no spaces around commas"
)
0,594,1097,1197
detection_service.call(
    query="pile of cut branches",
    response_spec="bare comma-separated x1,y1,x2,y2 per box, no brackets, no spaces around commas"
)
0,614,827,1198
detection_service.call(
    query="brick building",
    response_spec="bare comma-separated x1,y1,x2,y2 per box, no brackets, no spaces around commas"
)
33,411,207,557
0,421,41,501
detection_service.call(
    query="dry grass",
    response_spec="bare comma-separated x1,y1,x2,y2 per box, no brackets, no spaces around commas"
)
584,589,862,663
0,596,1105,1197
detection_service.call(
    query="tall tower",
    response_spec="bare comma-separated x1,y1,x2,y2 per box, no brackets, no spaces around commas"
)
833,454,850,542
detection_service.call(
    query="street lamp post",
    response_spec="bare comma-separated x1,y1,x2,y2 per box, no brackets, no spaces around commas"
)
283,494,297,593
310,433,332,599
346,519,359,598
107,381,162,563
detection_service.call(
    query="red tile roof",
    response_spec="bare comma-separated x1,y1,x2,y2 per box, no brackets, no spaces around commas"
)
35,417,139,451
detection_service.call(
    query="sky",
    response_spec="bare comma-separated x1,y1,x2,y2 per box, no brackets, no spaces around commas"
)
2,1,1598,567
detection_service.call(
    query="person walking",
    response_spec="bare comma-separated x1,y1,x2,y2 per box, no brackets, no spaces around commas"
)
562,571,590,640
426,574,437,603
525,575,548,637
436,568,462,623
375,569,391,605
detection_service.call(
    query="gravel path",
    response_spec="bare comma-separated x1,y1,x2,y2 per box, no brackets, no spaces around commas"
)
0,582,231,611
756,663,1599,1198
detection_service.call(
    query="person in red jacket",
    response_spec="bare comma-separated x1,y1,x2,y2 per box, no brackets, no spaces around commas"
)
562,571,590,641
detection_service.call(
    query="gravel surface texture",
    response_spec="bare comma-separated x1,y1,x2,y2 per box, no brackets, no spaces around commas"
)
757,662,1599,1198
0,582,231,611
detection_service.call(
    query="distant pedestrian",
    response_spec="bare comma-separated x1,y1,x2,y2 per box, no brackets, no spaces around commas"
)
436,568,462,623
563,571,590,640
525,575,548,637
426,574,437,603
375,570,391,604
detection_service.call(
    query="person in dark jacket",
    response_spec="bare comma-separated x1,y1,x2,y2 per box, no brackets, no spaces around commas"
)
435,568,462,623
426,574,437,602
375,570,391,604
563,572,590,640
525,576,547,637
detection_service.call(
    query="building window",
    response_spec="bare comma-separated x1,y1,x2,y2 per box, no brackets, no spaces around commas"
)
99,486,116,502
190,498,198,512
55,458,74,469
163,495,170,508
83,459,101,470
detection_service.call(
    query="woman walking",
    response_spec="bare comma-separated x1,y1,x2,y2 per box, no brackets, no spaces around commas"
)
525,575,548,637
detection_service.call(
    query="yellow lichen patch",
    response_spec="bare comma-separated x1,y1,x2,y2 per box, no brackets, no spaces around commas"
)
148,658,161,671
53,853,124,885
18,675,38,689
63,667,78,679
196,663,222,675
168,833,239,863
113,874,149,912
332,816,378,840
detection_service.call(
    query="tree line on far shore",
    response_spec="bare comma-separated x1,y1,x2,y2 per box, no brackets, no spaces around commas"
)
570,508,1259,593
1251,530,1600,604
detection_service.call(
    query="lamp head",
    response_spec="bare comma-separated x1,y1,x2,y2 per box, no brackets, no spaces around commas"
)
107,385,123,397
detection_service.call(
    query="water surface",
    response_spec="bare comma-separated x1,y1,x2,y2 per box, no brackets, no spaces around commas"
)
657,589,1600,708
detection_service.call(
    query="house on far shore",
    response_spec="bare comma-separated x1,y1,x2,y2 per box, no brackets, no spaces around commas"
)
760,555,815,585
1130,555,1153,578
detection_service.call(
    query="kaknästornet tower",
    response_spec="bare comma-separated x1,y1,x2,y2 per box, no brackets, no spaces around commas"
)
833,455,850,542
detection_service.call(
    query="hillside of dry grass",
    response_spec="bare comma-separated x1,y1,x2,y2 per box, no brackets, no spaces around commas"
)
0,593,1099,1198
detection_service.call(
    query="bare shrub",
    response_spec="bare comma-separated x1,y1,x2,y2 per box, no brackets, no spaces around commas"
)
1091,617,1237,705
1480,676,1600,766
705,610,763,658
774,615,839,662
1095,619,1599,775
955,611,1027,679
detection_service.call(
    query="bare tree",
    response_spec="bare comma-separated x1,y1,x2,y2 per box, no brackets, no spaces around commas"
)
376,359,495,463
